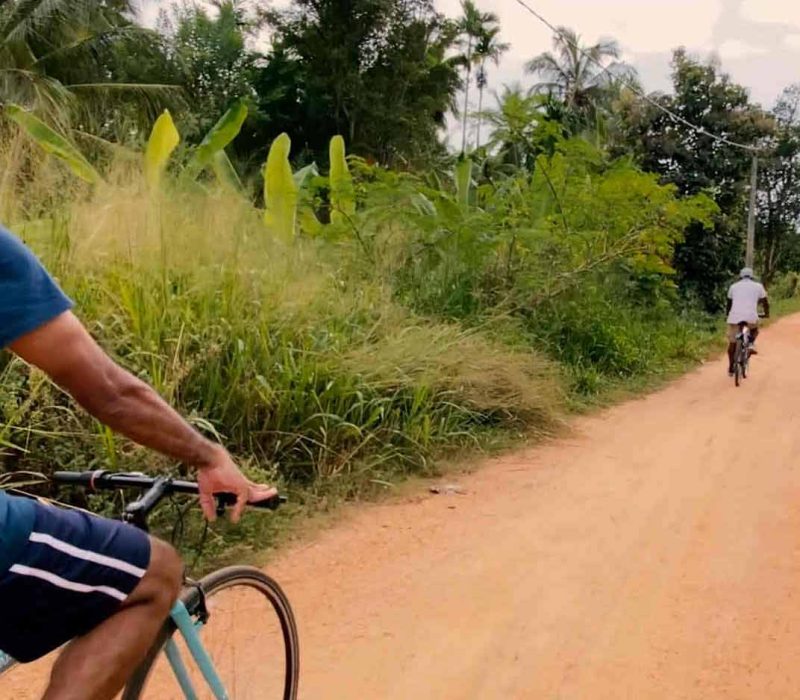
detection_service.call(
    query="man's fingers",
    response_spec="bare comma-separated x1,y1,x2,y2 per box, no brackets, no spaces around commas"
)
229,485,277,522
230,489,247,524
249,485,278,503
198,479,277,523
199,491,217,522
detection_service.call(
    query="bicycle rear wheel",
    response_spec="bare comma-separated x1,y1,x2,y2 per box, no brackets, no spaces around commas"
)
734,340,743,387
123,566,299,700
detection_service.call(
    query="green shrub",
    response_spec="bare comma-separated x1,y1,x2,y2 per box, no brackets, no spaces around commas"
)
1,172,564,497
0,132,724,562
770,271,800,300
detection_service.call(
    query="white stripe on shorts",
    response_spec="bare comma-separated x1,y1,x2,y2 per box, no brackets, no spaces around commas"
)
28,532,146,578
8,564,127,602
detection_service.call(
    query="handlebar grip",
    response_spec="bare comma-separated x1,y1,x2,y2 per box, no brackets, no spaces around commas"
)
215,492,284,511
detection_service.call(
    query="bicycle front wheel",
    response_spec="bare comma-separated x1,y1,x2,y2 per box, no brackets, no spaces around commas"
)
123,566,299,700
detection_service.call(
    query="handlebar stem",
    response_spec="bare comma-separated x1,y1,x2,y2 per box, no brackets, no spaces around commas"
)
123,476,172,531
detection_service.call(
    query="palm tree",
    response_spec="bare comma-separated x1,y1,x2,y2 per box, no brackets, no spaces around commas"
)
473,26,509,149
0,0,177,132
525,27,634,127
482,84,543,169
456,0,499,154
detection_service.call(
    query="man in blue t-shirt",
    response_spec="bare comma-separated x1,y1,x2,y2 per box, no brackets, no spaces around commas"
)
0,227,275,699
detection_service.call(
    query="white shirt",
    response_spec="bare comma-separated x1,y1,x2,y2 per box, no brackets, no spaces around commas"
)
727,278,767,324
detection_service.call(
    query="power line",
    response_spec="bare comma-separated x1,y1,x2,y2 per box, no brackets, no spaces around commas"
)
510,0,757,153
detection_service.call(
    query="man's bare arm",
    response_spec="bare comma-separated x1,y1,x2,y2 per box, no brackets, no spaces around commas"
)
11,311,216,466
9,311,274,521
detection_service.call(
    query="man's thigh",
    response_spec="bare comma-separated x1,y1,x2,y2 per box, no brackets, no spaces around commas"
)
0,497,151,663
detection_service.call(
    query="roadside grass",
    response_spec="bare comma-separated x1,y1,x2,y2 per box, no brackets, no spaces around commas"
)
2,147,797,569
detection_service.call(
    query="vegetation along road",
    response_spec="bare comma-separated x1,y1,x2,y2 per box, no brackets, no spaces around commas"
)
5,316,800,698
2,1,800,697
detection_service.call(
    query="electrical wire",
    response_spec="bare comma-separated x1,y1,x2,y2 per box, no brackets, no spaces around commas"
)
510,0,758,152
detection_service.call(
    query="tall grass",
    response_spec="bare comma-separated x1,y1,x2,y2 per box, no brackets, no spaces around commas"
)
0,147,564,513
0,136,729,561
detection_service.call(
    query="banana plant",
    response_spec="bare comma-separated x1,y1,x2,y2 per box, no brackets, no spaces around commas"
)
144,101,247,189
293,163,319,190
261,133,361,240
144,110,180,189
263,133,298,241
8,101,248,191
186,99,248,178
293,163,323,236
5,104,101,184
454,154,473,210
329,135,355,225
211,150,244,193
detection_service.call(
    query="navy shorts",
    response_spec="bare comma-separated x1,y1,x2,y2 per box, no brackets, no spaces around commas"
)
0,500,151,663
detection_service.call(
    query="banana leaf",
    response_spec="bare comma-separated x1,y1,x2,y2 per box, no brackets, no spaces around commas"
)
263,133,297,241
293,162,319,190
144,109,180,188
211,150,244,194
329,135,355,224
6,105,101,184
299,208,324,237
454,155,472,210
294,162,323,234
187,100,247,175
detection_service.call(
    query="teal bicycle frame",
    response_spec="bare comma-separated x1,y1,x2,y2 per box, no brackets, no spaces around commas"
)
165,600,229,700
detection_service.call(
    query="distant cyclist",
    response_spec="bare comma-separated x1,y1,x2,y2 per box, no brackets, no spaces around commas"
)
726,267,770,376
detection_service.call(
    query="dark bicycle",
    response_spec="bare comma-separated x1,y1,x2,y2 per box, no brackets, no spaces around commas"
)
732,316,765,388
0,471,300,699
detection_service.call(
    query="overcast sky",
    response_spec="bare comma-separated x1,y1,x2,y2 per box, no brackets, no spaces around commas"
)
138,0,800,110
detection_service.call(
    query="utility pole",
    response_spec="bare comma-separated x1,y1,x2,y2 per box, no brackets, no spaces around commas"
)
745,154,758,269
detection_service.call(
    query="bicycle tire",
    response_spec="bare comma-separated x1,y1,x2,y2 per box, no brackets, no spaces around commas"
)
123,565,299,700
734,339,743,387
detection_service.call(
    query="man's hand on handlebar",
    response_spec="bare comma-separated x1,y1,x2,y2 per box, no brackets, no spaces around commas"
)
197,445,277,523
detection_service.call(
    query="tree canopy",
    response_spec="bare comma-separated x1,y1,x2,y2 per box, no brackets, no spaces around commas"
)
0,0,177,135
3,0,800,306
258,0,461,167
617,49,773,308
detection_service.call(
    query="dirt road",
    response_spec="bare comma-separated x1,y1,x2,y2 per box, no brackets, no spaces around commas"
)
5,316,800,699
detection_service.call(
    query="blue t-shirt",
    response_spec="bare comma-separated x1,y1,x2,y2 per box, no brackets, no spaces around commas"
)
0,226,73,573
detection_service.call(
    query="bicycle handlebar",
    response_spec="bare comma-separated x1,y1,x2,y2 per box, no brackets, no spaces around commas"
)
52,470,284,528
